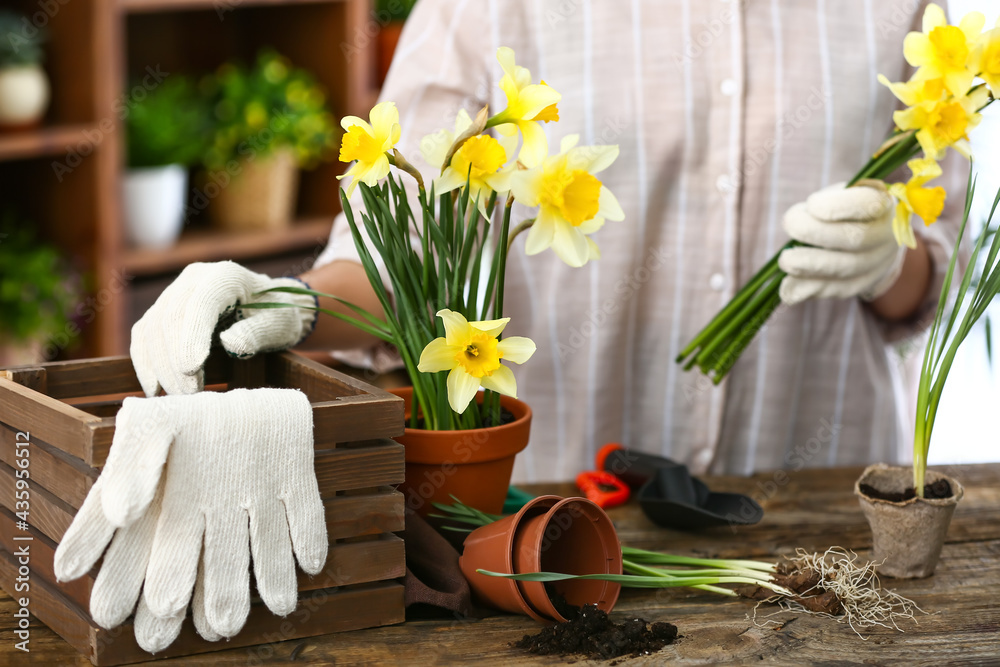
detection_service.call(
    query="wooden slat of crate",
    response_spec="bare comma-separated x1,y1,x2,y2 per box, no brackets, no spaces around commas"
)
1,461,405,555
0,508,94,612
0,425,98,508
326,488,405,540
0,548,405,667
0,378,107,465
0,461,75,543
1,352,405,467
0,437,403,518
0,505,405,614
2,355,232,401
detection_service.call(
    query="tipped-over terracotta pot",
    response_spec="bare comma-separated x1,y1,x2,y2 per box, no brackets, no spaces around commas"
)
390,387,531,517
854,464,964,579
459,495,622,623
458,495,561,622
513,497,623,622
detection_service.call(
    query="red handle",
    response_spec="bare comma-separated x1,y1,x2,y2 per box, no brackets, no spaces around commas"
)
575,470,630,509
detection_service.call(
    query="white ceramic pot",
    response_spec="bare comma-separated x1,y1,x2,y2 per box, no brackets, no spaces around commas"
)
122,165,189,249
0,64,50,127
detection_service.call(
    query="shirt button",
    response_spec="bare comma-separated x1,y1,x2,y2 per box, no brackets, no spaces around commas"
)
709,273,725,291
716,174,733,193
720,78,738,96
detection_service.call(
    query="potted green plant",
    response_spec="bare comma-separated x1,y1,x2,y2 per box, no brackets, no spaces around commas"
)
249,47,616,516
0,11,49,130
198,49,338,232
375,0,418,86
123,75,208,248
0,216,78,366
854,178,1000,579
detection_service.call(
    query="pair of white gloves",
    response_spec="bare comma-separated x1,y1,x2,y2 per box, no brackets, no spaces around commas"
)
53,266,325,652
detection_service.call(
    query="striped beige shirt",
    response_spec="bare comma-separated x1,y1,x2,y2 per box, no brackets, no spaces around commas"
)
316,0,967,482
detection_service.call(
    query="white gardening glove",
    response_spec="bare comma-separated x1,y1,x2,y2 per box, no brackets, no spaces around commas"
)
778,183,906,305
131,261,318,397
53,388,326,649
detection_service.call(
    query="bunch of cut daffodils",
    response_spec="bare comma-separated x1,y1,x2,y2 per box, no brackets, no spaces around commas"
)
258,47,623,431
677,3,997,383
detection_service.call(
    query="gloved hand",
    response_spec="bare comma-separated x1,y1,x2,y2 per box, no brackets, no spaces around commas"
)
778,183,906,305
53,389,326,651
131,261,318,397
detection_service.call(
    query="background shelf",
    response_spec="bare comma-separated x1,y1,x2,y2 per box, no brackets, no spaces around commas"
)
122,218,333,276
0,125,100,162
0,0,375,358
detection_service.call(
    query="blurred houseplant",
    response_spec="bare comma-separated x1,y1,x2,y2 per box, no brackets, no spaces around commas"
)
123,75,208,248
0,215,78,366
251,47,622,515
198,49,338,232
0,11,50,129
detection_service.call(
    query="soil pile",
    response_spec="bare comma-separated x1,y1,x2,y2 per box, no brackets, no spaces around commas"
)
513,604,678,661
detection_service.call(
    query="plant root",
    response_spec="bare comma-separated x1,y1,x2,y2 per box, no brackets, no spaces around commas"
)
746,547,927,639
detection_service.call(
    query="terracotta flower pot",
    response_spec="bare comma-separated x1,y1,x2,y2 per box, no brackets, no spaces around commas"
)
513,497,623,622
376,21,404,86
390,387,531,517
854,464,965,579
458,495,561,622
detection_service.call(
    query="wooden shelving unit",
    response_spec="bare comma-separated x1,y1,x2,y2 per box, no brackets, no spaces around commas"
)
0,0,374,357
122,218,333,276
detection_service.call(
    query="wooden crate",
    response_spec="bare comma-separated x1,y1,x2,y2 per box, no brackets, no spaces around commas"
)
0,351,406,665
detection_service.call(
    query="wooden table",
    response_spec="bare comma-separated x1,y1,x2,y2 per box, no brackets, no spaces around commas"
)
3,464,999,665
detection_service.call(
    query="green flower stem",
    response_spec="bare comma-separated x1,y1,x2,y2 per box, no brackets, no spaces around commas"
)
912,178,1000,494
710,287,783,382
692,268,783,370
621,547,776,573
476,570,797,597
676,249,787,363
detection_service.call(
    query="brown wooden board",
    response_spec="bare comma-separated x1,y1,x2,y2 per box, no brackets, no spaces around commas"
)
325,488,405,540
0,461,76,545
2,353,405,466
0,379,105,465
0,503,404,615
0,547,405,667
0,425,99,508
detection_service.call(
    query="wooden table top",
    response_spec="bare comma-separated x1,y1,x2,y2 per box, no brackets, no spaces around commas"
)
3,463,998,666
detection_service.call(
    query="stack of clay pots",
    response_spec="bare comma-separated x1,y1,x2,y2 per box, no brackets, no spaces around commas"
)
458,495,622,623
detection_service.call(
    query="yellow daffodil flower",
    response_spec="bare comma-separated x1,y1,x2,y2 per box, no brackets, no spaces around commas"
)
878,74,947,107
892,85,989,159
420,109,517,219
337,101,401,196
417,309,536,414
971,19,1000,96
487,47,562,168
903,4,985,97
887,158,946,249
509,135,624,267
